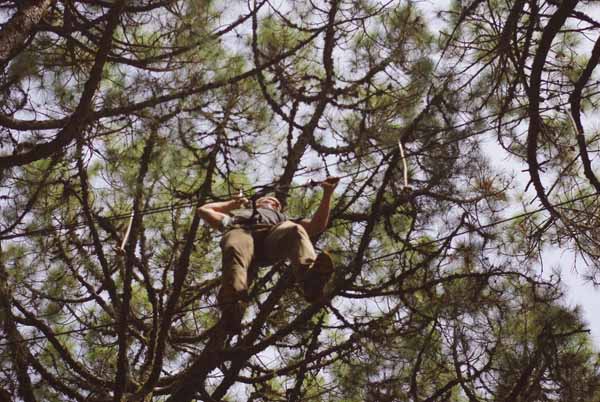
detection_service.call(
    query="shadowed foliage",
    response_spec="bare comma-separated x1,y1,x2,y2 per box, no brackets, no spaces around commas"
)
1,1,600,401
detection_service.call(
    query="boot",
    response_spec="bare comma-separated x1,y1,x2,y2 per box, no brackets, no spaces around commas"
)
302,251,334,303
221,300,246,334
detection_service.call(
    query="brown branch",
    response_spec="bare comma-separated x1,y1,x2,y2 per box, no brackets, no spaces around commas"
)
0,154,60,237
75,144,120,311
76,0,173,13
0,0,55,66
163,262,296,402
283,317,322,402
39,0,265,71
251,1,303,131
113,130,156,402
0,0,127,170
0,12,320,134
569,34,600,192
276,0,340,204
502,327,548,402
0,262,36,402
135,145,219,399
526,0,579,217
235,335,357,383
12,299,113,390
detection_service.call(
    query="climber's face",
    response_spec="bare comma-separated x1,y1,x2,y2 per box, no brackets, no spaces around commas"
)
256,196,281,212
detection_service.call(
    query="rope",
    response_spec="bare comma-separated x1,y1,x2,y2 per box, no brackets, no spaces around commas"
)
0,301,226,348
366,191,599,263
0,191,596,348
0,163,380,241
3,81,598,242
118,210,134,253
397,139,410,189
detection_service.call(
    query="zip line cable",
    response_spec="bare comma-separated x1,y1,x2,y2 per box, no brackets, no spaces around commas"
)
2,86,599,344
0,116,555,241
2,34,600,350
0,190,597,348
1,144,396,241
0,162,382,241
2,80,598,241
0,300,227,348
0,142,398,241
366,191,600,264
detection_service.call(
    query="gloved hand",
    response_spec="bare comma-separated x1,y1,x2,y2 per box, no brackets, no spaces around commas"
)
320,176,340,192
231,195,249,208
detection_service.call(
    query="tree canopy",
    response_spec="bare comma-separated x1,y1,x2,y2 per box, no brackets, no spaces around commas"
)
1,0,600,401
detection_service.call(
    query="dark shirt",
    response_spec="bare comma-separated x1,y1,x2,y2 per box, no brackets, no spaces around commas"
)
223,208,288,229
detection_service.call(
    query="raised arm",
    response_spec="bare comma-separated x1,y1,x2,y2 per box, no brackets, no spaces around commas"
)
300,177,339,237
197,196,247,230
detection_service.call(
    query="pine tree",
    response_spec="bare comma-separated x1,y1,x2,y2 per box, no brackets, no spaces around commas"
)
1,1,600,401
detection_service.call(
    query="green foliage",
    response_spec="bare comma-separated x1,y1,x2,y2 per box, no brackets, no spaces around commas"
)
1,0,600,401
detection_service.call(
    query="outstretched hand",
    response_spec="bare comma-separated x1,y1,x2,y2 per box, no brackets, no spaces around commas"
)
321,176,340,192
232,195,249,208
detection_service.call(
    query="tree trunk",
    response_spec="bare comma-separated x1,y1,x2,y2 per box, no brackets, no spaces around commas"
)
0,0,55,65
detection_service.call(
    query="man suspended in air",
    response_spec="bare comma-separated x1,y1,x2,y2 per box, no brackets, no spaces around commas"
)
197,177,340,333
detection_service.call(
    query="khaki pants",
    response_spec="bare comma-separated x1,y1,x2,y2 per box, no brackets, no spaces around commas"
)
217,221,317,305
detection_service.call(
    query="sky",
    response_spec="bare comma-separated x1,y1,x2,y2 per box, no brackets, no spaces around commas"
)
559,4,600,347
417,0,600,348
559,255,600,345
243,0,600,348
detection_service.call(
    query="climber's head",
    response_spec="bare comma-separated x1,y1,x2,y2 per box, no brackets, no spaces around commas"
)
256,196,282,212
